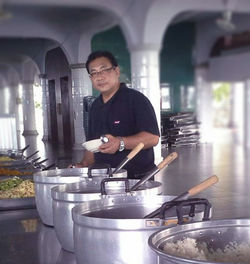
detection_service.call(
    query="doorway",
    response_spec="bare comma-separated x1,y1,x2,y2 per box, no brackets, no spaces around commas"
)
211,82,244,145
48,79,58,144
60,76,72,147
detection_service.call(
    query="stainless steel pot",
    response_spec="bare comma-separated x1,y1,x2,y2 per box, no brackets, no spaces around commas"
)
72,195,209,264
148,219,250,264
34,166,127,226
52,178,162,252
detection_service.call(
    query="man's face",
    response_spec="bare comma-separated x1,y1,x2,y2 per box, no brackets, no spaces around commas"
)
88,56,120,94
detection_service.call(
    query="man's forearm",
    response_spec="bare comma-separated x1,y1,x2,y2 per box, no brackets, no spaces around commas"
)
98,132,159,154
123,131,159,150
78,150,94,167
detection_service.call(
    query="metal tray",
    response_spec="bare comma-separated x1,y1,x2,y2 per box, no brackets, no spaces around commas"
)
0,174,34,181
0,197,36,211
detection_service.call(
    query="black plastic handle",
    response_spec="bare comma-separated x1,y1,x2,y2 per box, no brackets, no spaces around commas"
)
158,198,212,224
32,157,41,163
100,178,130,195
20,145,30,153
37,158,48,165
87,163,112,178
25,150,39,160
42,163,55,171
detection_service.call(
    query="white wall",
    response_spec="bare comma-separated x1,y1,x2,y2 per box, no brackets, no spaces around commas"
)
209,52,250,82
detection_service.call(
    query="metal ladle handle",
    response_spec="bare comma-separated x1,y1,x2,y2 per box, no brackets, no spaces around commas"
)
113,143,144,174
130,152,178,191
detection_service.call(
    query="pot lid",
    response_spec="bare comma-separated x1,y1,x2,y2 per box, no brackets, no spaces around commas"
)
33,168,127,183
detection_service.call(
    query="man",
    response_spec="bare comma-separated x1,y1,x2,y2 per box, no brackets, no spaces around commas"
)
76,50,160,179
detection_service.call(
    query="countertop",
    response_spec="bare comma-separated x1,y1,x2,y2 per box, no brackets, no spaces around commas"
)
0,209,76,264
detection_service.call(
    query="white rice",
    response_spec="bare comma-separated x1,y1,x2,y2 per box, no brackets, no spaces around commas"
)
163,237,250,263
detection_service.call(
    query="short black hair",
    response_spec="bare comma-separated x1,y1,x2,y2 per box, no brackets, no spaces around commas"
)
85,50,118,73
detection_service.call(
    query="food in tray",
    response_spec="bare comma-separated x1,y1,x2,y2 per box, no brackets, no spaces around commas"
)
0,167,33,176
163,237,250,263
0,176,23,191
0,156,14,162
0,176,34,199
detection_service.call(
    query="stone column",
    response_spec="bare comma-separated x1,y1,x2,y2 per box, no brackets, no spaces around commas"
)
39,74,49,141
195,63,213,143
244,80,250,148
8,84,17,115
15,85,22,149
130,47,162,163
21,80,38,136
8,83,21,149
70,63,92,150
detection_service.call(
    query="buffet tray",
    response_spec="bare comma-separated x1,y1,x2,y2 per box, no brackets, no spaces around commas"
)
0,174,33,181
0,197,36,211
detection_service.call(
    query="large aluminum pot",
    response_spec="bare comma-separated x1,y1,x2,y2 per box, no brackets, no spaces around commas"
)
148,219,250,264
72,195,209,264
34,166,127,226
52,178,162,252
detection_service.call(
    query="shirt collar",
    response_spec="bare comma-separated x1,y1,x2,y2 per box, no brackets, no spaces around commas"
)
98,82,126,105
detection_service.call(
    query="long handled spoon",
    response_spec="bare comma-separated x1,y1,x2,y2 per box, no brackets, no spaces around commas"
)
144,175,219,218
130,152,178,191
113,143,145,174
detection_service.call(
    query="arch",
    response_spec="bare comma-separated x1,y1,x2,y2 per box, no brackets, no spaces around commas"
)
0,1,137,65
0,63,20,86
143,0,250,49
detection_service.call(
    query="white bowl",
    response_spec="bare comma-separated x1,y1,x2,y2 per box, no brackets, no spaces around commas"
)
82,139,103,153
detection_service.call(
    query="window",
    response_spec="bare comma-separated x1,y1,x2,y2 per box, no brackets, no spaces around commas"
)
181,85,196,110
161,83,171,110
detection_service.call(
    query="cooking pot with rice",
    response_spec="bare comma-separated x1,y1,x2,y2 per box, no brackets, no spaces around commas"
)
148,218,250,264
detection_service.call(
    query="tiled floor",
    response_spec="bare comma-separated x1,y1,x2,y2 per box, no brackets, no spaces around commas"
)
157,135,250,220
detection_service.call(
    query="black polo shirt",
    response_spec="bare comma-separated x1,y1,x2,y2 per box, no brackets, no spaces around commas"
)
87,83,160,178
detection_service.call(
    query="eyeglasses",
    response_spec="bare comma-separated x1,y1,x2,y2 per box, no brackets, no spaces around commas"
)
89,66,116,79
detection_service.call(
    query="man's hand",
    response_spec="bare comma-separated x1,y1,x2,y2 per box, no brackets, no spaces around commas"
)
67,162,83,168
99,134,120,154
67,150,94,168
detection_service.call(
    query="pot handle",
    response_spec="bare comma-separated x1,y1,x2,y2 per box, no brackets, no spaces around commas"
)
158,198,212,224
87,163,112,178
100,178,130,195
144,175,218,218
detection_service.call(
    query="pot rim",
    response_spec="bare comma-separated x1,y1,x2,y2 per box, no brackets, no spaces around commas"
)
72,195,207,230
51,180,162,201
33,168,127,183
148,218,250,264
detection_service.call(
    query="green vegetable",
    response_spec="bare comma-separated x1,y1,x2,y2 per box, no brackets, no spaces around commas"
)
0,177,23,191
